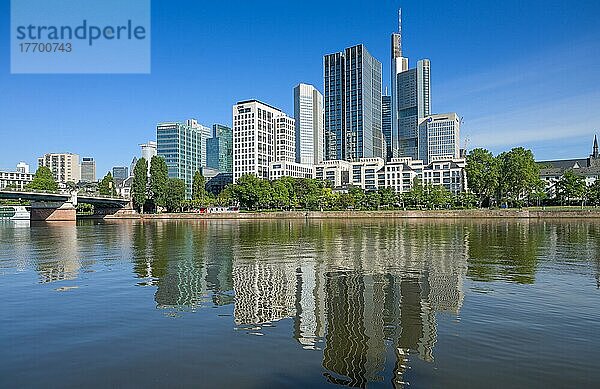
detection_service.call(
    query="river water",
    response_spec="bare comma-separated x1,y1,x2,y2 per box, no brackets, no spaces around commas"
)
1,219,599,388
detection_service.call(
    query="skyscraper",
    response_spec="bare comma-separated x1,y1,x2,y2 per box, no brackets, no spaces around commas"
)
232,100,294,182
397,59,431,160
156,119,211,198
206,124,233,173
80,157,96,182
275,114,296,163
140,141,157,162
391,10,432,161
112,166,129,183
418,113,460,164
382,93,392,161
294,83,324,165
324,44,384,161
391,9,409,158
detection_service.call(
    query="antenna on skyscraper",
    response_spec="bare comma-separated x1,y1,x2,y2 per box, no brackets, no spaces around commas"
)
398,8,402,53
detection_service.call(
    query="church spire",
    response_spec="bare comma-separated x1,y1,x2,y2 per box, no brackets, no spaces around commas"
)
593,134,599,159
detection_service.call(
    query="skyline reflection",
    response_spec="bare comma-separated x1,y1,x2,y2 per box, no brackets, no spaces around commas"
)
2,219,599,387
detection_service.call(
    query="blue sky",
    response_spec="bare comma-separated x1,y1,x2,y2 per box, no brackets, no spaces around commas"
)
1,0,599,175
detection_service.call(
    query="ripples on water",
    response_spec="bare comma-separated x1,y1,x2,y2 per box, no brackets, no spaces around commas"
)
0,219,599,388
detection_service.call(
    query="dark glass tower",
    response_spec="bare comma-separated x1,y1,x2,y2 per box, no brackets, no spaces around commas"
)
324,44,383,161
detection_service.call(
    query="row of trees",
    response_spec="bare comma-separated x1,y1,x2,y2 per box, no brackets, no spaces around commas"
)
197,174,477,211
554,171,600,206
131,156,187,213
467,146,600,207
466,147,545,207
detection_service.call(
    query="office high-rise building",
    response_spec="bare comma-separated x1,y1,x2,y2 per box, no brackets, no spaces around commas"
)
38,153,80,183
294,83,324,165
232,100,294,182
156,119,211,198
382,93,392,161
129,157,138,176
324,44,384,161
206,124,233,173
140,141,157,162
418,113,460,164
276,114,296,163
112,166,129,183
397,59,431,160
80,157,96,182
390,9,409,158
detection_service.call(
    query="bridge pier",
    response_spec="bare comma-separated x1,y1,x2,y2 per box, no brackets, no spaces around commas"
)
30,201,76,222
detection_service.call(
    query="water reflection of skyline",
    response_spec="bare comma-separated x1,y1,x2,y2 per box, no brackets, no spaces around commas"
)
126,220,471,387
3,219,600,387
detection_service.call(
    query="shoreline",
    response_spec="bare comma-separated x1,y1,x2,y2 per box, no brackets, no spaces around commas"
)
93,208,600,220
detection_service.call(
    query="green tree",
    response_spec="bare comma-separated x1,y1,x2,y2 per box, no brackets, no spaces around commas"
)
497,147,540,207
378,187,397,208
149,156,169,210
215,185,234,206
165,178,186,212
348,186,366,209
556,170,587,206
454,192,478,209
365,191,381,210
270,179,291,210
423,184,453,209
231,174,265,209
588,179,600,206
402,178,425,208
132,158,148,213
192,171,208,203
98,172,117,196
26,166,58,192
466,148,499,207
293,178,324,210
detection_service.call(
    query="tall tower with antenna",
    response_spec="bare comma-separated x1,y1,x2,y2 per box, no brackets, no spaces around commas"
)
391,8,409,159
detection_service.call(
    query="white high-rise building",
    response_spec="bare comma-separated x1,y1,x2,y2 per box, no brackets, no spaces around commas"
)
232,100,295,183
140,141,157,162
294,83,324,165
418,113,461,164
276,114,296,163
37,153,80,183
16,162,30,174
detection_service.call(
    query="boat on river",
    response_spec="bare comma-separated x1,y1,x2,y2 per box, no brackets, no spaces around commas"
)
0,206,30,220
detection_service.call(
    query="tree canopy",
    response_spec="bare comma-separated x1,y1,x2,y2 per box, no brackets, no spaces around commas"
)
26,166,58,192
192,171,209,204
165,178,186,212
132,158,148,212
149,156,169,209
98,172,116,196
466,148,498,207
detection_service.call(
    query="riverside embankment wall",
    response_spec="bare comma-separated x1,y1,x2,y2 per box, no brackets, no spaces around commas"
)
99,209,600,220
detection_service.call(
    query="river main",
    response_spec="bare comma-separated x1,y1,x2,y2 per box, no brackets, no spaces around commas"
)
1,219,599,388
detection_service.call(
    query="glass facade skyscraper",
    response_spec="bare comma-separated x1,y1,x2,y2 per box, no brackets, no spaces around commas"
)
157,119,211,199
324,44,384,162
207,124,233,173
112,166,129,182
80,157,96,183
382,94,392,161
397,59,431,160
